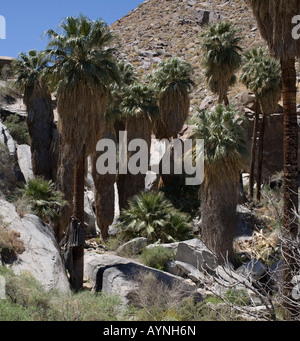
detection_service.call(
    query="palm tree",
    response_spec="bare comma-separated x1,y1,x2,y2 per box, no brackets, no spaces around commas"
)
91,122,116,242
19,176,67,224
240,47,282,201
45,15,119,290
13,49,55,180
201,22,243,105
118,81,159,209
117,191,193,244
247,0,300,319
91,62,137,241
149,57,195,140
194,104,247,263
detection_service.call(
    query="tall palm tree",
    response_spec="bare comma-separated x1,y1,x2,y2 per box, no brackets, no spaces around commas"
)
247,0,300,319
118,81,159,209
149,57,195,140
45,15,119,290
194,104,247,263
90,62,137,242
13,49,55,180
240,47,282,201
201,22,243,105
91,123,116,242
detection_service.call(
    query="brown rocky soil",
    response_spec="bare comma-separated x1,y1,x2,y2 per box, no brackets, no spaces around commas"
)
110,0,264,106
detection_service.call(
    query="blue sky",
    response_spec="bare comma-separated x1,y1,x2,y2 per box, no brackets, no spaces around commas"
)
0,0,144,58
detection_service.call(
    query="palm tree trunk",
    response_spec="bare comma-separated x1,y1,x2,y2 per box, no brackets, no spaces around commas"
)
249,103,259,199
281,58,298,234
201,179,237,264
223,94,229,106
54,143,74,242
27,90,54,180
218,90,224,104
281,57,299,320
91,126,116,242
256,113,266,202
69,150,86,291
119,116,152,208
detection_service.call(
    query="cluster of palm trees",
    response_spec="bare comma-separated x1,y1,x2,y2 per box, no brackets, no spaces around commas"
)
11,1,299,318
247,0,300,320
197,2,300,319
12,15,196,290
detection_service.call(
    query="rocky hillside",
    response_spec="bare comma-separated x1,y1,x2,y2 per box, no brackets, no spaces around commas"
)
111,0,264,105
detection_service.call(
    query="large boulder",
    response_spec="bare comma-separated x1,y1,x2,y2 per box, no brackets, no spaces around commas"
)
0,124,25,195
17,144,33,182
175,238,218,273
0,199,70,293
84,252,202,305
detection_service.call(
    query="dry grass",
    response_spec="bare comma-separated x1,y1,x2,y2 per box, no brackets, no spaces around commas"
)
0,222,25,263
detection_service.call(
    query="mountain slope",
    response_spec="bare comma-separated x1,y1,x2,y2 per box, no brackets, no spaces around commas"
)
110,0,264,106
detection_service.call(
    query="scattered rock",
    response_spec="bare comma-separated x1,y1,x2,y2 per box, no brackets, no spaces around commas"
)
176,238,218,273
236,259,268,281
199,95,214,110
174,260,208,283
116,237,148,256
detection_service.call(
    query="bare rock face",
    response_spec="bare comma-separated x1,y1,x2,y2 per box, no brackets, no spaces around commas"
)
111,0,263,104
0,121,25,194
0,199,70,293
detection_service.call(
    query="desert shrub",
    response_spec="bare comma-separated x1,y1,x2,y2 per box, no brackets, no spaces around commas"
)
117,191,194,243
0,226,25,263
3,115,30,145
224,288,250,307
18,177,67,223
132,272,185,321
50,291,125,321
0,267,53,321
139,246,175,270
0,266,129,321
131,272,232,321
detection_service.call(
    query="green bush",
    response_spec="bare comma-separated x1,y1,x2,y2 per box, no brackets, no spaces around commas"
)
139,246,175,270
18,177,67,223
3,115,30,145
117,191,194,243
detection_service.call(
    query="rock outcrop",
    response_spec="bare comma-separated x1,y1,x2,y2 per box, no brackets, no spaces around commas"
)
0,199,70,293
